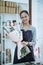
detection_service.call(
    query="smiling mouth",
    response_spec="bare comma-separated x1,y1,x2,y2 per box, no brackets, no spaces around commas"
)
23,20,27,22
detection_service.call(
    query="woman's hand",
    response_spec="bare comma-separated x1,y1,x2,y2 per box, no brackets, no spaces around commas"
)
21,41,28,46
12,41,17,44
12,40,19,44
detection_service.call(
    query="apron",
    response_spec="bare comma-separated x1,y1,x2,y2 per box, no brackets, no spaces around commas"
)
13,30,35,64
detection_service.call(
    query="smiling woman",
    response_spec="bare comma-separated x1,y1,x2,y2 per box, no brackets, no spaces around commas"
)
13,10,36,64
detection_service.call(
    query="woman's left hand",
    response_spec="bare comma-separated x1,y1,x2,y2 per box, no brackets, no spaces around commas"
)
21,41,28,46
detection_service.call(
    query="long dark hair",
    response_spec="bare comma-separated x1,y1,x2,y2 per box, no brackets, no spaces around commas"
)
20,10,31,24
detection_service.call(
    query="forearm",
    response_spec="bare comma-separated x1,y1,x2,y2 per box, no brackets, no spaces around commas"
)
24,41,36,47
28,41,36,46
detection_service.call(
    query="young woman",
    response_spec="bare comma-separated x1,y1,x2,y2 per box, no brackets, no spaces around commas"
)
13,10,36,64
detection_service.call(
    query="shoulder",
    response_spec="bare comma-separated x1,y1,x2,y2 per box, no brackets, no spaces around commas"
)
30,25,36,30
30,25,36,33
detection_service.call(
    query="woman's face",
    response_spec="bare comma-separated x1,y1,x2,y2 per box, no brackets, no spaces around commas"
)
20,12,29,24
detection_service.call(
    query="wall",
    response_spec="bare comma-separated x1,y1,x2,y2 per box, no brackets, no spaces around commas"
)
37,0,43,64
32,0,43,64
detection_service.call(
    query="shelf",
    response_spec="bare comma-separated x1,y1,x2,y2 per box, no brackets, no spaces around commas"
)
0,1,17,14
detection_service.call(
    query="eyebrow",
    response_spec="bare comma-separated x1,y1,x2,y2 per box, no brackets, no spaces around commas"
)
21,15,27,18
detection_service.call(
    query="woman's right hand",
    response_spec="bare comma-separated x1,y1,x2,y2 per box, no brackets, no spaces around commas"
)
12,40,19,44
12,41,17,43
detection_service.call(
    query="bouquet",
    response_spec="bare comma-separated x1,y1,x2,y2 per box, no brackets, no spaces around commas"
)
4,26,31,59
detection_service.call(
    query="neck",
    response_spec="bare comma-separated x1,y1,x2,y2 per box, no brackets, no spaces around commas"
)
23,23,30,28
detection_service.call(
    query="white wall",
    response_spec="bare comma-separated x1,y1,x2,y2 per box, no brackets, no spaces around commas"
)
37,0,43,64
32,0,43,64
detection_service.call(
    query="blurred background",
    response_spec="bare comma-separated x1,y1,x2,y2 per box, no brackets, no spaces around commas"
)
0,0,43,65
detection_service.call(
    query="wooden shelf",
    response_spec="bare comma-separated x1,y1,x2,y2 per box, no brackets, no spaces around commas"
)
0,1,17,14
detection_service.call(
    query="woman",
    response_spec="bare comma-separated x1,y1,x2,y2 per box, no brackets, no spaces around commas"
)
13,10,36,64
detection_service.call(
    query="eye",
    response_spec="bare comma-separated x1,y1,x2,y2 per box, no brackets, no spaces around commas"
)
21,17,24,19
25,16,27,18
21,16,27,19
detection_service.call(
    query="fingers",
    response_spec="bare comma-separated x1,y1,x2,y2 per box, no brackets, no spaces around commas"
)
21,41,28,45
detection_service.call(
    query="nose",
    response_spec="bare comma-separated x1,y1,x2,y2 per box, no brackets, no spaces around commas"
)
22,17,26,20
